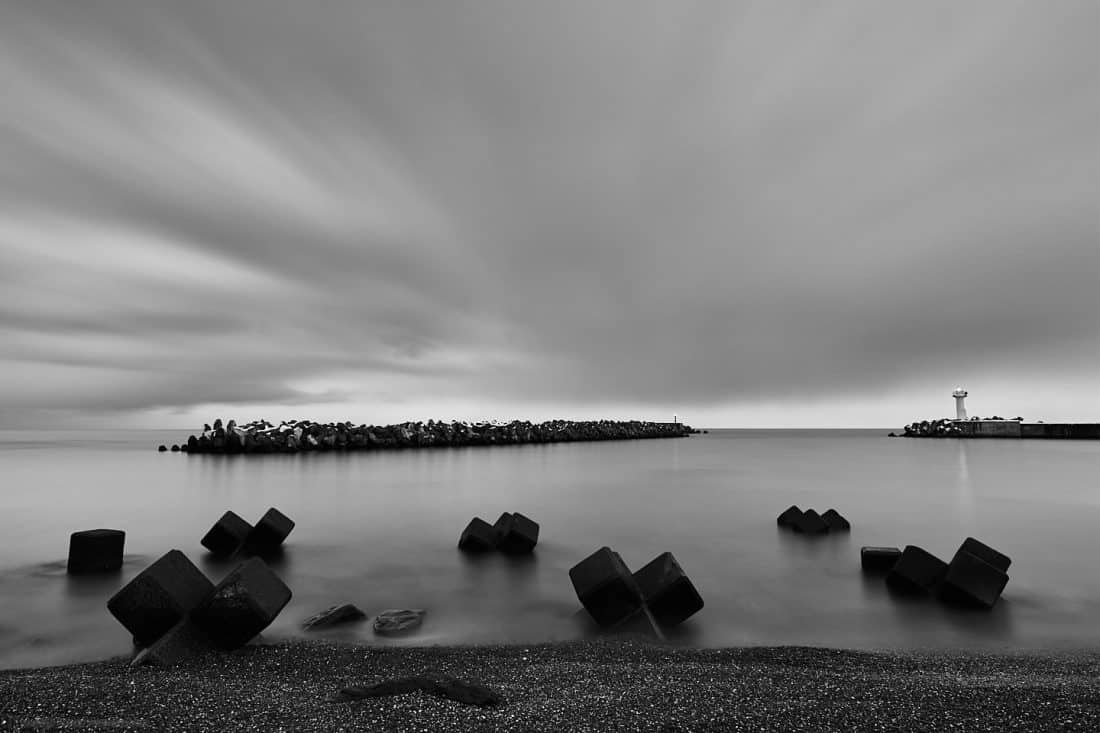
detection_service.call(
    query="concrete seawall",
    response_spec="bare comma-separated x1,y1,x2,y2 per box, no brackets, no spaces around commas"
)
171,419,695,455
901,419,1100,439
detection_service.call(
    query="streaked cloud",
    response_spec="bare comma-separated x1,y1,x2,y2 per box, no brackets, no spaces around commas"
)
0,0,1096,427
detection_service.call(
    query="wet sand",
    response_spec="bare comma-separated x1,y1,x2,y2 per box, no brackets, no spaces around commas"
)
1,638,1098,732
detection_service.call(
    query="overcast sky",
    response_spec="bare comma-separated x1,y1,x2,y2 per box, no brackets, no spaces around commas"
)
1,1,1097,429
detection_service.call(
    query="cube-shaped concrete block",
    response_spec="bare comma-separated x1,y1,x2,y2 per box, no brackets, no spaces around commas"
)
821,509,851,532
939,550,1009,609
107,550,214,646
886,545,947,594
458,517,498,552
569,547,643,627
860,546,902,573
191,557,292,649
632,552,704,627
67,529,125,574
201,511,253,557
244,507,295,554
958,537,1011,573
776,505,803,528
792,509,829,535
494,512,539,554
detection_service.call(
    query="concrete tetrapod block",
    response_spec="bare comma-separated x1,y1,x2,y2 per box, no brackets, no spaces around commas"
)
191,557,292,649
885,545,948,594
609,604,666,642
458,518,498,552
939,550,1009,609
200,511,253,557
776,505,803,528
569,547,644,627
821,509,851,532
632,552,704,627
792,509,829,535
861,546,902,573
107,550,214,646
958,537,1011,573
244,507,295,555
494,512,540,555
67,529,125,574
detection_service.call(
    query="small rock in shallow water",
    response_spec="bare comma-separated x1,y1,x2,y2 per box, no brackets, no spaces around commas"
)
372,609,425,636
302,604,367,631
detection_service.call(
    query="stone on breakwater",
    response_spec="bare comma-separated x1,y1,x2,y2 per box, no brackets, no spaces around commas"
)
67,529,125,574
178,418,693,455
886,546,948,595
569,547,644,627
776,505,803,527
939,550,1009,609
244,507,295,555
107,550,214,646
494,512,540,554
301,603,368,630
632,552,704,627
958,536,1011,573
861,546,902,573
457,517,498,552
200,511,253,557
373,609,426,636
190,557,291,649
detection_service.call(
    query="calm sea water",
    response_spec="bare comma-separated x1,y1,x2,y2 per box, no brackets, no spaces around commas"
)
2,428,1099,670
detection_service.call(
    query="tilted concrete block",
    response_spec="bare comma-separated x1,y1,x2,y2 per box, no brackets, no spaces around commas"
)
191,557,292,649
886,545,947,594
569,547,644,627
245,507,295,554
776,505,803,528
632,552,704,627
107,550,214,646
200,511,253,557
860,546,902,573
67,529,125,574
821,509,851,532
939,550,1009,609
494,512,539,554
958,537,1011,573
458,517,498,552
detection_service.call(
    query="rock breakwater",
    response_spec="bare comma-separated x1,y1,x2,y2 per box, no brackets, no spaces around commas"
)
175,418,694,455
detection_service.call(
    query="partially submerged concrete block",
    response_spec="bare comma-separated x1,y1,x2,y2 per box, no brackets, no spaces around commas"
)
245,507,295,554
107,550,214,646
776,505,803,528
792,509,829,535
821,509,851,532
632,552,704,627
191,557,292,649
860,546,902,573
939,550,1009,609
494,512,539,554
457,517,498,552
130,619,215,667
609,604,666,641
958,537,1011,573
886,545,947,594
67,529,125,574
569,547,644,627
201,511,253,557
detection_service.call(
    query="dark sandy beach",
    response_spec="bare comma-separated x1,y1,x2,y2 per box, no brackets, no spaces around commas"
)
2,638,1098,732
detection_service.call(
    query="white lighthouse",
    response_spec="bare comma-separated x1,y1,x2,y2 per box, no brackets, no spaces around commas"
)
952,387,968,421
